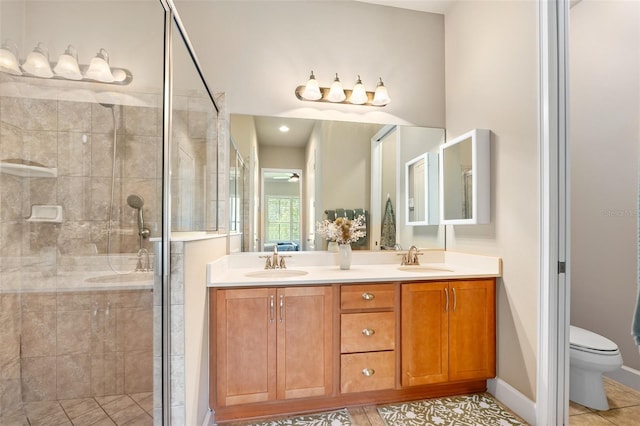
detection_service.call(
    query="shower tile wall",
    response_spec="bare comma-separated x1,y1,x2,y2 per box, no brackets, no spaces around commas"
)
0,96,162,262
0,94,162,418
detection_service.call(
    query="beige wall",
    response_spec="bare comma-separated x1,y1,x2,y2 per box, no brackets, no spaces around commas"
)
175,0,445,128
444,1,539,400
570,0,640,370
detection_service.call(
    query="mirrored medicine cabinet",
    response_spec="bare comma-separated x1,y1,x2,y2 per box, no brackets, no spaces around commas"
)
440,128,490,225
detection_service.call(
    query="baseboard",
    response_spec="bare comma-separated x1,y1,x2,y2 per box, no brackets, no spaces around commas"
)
202,409,213,426
487,378,536,425
605,365,640,391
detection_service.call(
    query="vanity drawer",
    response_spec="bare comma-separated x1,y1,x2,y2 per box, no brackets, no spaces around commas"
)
341,351,395,393
341,284,396,310
341,312,395,353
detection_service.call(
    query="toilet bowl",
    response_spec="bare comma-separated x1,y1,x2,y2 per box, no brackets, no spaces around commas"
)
569,325,623,411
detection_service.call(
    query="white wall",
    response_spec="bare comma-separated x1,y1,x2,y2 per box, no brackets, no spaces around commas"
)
570,0,640,371
444,0,539,400
183,237,228,425
174,0,445,127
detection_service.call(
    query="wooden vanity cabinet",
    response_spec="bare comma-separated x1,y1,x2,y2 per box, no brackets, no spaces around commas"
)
210,278,495,422
339,284,397,393
401,279,496,387
214,286,333,407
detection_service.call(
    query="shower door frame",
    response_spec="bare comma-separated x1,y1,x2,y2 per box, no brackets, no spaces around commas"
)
159,1,221,424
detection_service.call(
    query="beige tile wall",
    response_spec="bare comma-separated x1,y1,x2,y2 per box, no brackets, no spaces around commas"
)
20,290,153,402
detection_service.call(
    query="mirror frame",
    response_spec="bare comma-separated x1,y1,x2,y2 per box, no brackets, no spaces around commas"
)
439,128,490,225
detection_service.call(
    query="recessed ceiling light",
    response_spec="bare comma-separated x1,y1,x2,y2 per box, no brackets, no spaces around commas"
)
279,125,290,133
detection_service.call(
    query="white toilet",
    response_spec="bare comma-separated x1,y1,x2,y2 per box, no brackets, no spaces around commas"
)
569,325,623,411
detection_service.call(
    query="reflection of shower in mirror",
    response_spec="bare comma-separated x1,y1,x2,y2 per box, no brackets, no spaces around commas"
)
462,167,473,220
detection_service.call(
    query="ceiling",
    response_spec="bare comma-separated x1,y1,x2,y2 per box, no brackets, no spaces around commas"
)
254,116,317,148
355,0,453,15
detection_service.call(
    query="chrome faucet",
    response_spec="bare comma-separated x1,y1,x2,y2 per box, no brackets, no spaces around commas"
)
400,245,423,266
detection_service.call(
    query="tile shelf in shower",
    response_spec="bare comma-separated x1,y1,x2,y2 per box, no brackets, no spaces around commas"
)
0,161,58,178
26,205,63,223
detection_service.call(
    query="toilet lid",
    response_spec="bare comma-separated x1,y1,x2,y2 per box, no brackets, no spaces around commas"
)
570,325,619,353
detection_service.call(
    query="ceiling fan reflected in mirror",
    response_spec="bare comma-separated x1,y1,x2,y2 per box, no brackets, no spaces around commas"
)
271,172,300,182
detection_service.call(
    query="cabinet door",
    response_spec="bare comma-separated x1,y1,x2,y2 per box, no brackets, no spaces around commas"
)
401,282,448,386
448,280,496,382
216,288,276,406
277,286,333,399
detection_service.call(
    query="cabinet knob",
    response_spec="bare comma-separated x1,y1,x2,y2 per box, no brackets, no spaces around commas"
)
361,328,376,337
361,368,375,377
361,292,375,301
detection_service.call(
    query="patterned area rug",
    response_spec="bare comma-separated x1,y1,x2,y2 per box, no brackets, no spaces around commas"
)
378,393,528,426
246,409,352,426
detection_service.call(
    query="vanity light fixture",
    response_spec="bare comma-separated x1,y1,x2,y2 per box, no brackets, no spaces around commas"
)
53,45,82,80
0,41,133,85
295,71,390,106
0,40,22,76
21,42,54,78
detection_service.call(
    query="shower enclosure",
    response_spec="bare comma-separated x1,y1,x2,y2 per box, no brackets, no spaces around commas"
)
0,1,220,425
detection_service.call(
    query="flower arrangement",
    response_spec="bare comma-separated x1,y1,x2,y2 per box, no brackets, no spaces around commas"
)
316,215,366,245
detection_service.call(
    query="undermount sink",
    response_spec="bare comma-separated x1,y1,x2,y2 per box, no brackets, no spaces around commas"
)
244,269,309,279
397,265,454,273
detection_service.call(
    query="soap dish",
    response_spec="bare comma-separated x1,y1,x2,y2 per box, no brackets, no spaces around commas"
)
27,205,63,223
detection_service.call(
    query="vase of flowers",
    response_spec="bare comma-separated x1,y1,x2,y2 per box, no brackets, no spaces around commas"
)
316,215,366,270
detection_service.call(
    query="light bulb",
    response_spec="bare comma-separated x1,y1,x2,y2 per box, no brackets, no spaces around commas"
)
53,45,82,80
84,48,115,83
372,77,391,106
301,70,322,100
327,73,346,102
0,41,21,76
348,75,368,105
21,42,53,78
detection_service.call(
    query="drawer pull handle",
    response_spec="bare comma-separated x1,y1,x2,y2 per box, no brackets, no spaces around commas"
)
361,292,375,301
362,368,375,377
361,328,375,337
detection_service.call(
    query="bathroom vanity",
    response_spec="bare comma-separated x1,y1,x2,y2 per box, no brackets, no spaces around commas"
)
207,251,501,423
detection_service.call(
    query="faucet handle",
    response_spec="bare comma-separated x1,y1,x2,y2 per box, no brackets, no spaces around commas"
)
278,255,292,269
259,255,272,269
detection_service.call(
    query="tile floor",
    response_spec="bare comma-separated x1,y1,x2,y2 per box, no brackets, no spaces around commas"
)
220,377,640,426
569,377,640,425
4,377,639,425
1,392,153,426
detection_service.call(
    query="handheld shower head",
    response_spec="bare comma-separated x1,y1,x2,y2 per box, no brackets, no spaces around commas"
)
127,194,144,209
127,194,149,239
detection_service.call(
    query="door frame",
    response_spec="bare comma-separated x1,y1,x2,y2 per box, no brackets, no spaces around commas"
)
537,0,570,425
260,167,303,251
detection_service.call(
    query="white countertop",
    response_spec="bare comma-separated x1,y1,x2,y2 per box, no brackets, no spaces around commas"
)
207,250,502,288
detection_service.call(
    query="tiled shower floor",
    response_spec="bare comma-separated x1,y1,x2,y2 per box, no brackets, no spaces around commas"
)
2,392,153,426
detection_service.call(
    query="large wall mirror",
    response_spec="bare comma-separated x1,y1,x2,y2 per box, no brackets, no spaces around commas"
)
230,114,445,252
